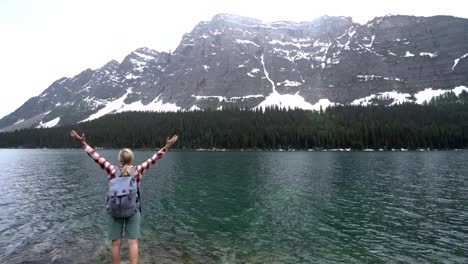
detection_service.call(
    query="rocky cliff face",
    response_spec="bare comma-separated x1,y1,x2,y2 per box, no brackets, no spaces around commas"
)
1,14,468,131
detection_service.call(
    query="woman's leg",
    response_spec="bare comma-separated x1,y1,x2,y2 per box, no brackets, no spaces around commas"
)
111,239,122,264
128,239,139,264
125,211,141,264
108,216,124,264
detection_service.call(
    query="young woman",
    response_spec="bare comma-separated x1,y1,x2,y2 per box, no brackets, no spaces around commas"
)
70,130,178,264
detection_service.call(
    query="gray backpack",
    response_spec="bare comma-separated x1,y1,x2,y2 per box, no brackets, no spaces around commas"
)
107,167,139,218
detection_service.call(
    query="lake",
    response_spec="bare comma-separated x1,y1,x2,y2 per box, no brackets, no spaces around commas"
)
0,149,467,263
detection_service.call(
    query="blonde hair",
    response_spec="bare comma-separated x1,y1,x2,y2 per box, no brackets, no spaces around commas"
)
118,148,134,176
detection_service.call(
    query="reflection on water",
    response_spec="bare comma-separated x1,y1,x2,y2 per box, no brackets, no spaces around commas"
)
0,149,467,263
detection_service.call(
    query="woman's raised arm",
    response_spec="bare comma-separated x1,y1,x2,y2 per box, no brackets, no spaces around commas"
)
70,130,116,176
136,135,178,175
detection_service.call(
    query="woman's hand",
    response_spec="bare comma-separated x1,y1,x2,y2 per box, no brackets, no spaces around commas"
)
70,130,86,145
165,135,178,149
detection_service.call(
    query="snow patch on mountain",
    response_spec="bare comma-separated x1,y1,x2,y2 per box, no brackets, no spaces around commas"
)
80,90,181,122
83,97,108,110
269,40,312,49
414,86,468,104
351,86,468,106
80,89,133,122
357,75,403,82
277,80,302,87
115,96,181,113
351,91,411,106
414,88,447,104
230,95,264,100
273,48,316,62
235,39,260,47
13,119,25,125
189,105,201,111
420,52,438,58
191,94,265,102
404,51,415,57
37,117,60,128
210,29,222,35
363,35,375,48
452,53,468,71
255,92,335,111
260,54,277,93
192,95,226,102
452,85,468,95
247,68,261,77
312,99,338,111
133,51,156,61
130,58,147,67
125,73,141,79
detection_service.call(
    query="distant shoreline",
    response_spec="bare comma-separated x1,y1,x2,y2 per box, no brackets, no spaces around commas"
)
2,147,467,152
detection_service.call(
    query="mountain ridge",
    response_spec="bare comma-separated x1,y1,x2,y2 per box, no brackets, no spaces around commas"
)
1,14,468,131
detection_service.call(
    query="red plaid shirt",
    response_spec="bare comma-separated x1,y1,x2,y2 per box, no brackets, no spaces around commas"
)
83,143,167,185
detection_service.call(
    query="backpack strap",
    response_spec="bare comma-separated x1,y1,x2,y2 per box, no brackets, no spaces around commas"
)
129,167,142,213
114,168,122,178
137,188,142,213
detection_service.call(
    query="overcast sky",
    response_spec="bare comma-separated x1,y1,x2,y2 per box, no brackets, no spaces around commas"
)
1,0,467,118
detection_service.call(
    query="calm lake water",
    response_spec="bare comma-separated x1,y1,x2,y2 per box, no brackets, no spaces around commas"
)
0,149,467,263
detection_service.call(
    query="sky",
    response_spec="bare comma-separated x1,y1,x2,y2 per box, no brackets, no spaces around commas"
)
1,0,467,119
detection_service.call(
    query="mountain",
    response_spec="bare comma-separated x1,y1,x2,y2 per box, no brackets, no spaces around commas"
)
1,14,468,131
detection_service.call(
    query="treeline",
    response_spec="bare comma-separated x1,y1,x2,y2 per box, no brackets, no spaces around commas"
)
1,92,467,149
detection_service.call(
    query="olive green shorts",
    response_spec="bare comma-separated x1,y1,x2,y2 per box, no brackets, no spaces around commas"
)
107,211,141,240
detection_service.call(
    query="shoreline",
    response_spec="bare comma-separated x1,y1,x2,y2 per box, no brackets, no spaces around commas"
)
1,147,467,152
